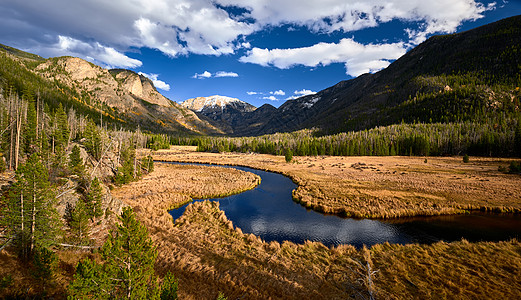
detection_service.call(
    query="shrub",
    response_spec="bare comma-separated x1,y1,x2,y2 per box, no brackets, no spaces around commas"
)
463,154,470,163
509,161,521,173
285,149,293,163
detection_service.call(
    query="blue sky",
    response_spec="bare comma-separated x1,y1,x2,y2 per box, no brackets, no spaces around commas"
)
1,1,520,108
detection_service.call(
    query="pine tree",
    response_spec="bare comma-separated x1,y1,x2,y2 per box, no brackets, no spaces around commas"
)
515,117,521,157
115,143,136,185
4,153,59,259
69,207,164,299
84,119,102,161
85,177,104,219
69,145,85,176
54,103,69,150
23,94,37,154
160,272,178,300
285,149,293,163
67,200,91,246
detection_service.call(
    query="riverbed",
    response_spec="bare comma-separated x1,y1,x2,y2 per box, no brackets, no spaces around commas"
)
168,162,521,247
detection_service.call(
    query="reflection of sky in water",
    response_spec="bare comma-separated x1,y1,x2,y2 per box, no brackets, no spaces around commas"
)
168,163,521,248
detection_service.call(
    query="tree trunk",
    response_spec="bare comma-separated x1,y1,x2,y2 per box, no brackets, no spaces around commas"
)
36,91,39,140
14,100,24,170
30,178,36,254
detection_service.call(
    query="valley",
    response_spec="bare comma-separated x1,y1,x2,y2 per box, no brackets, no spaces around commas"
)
109,146,521,299
0,11,520,300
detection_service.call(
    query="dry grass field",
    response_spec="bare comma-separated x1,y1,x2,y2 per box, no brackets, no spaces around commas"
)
152,146,521,218
109,147,521,299
112,163,371,299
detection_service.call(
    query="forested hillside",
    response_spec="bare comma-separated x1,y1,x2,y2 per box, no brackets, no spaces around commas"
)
193,15,521,138
0,47,179,296
176,15,521,158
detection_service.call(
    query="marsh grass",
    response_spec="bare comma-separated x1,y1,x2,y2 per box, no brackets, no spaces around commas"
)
154,147,521,218
371,239,521,298
113,146,521,298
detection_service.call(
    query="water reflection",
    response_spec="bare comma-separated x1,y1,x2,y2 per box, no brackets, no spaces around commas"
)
168,162,521,248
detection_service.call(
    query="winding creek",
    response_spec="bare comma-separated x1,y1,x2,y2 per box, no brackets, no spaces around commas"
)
168,162,521,248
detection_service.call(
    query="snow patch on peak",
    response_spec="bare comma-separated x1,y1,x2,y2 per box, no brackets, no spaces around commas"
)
181,95,255,113
301,96,321,109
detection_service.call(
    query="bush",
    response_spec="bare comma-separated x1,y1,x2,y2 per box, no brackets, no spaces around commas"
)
463,154,470,163
509,161,521,173
285,149,293,163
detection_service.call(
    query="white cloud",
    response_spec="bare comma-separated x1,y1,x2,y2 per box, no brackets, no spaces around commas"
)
217,0,493,43
247,91,259,95
193,70,239,79
0,0,494,72
286,89,316,100
240,38,406,77
192,71,213,79
270,90,285,96
138,72,170,91
215,71,239,78
45,36,142,68
263,95,278,101
294,89,316,96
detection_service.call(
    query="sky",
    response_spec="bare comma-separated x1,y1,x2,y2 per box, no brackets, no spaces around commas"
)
1,1,520,108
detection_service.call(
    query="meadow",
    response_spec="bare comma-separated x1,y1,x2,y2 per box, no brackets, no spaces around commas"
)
109,147,521,298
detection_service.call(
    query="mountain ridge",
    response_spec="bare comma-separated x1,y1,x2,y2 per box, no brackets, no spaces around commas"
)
0,49,222,135
197,14,521,136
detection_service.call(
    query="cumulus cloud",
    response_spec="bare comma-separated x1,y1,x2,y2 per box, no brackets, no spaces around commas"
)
138,72,170,91
240,38,406,77
247,91,259,95
192,71,213,79
270,90,286,96
0,0,493,74
35,35,143,69
286,89,317,100
295,89,316,96
215,71,239,78
217,0,493,42
263,95,279,101
0,0,254,62
193,70,239,79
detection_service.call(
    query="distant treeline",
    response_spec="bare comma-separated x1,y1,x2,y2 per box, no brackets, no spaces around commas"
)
172,121,521,157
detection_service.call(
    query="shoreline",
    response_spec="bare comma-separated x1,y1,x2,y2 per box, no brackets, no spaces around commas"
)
152,147,521,219
113,156,521,298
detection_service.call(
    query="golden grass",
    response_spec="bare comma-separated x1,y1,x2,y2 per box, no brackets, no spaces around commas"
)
371,240,521,299
0,249,100,299
111,149,521,299
153,146,521,218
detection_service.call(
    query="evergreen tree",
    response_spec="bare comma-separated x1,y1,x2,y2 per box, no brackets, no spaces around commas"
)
115,143,136,185
67,200,91,246
285,149,293,163
69,207,164,299
160,272,178,300
69,145,85,176
141,155,154,174
85,177,104,219
23,91,37,154
84,119,102,161
4,153,59,259
54,103,69,150
515,117,521,157
32,245,58,283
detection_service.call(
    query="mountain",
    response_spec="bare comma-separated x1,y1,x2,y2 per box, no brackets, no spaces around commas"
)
215,15,521,136
180,95,256,134
0,47,222,135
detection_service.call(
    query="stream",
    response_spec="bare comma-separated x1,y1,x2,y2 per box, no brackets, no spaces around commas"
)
168,162,521,248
